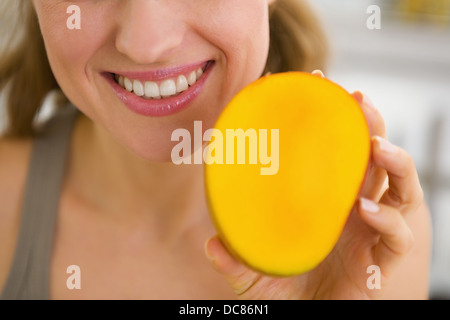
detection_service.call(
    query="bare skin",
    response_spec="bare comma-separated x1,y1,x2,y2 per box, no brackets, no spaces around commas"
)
205,88,432,299
0,89,432,299
0,114,237,299
0,1,431,299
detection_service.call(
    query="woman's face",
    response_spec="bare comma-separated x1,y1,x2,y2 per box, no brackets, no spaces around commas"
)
32,0,273,161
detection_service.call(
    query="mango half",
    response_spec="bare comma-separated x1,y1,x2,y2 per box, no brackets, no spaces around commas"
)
204,72,371,276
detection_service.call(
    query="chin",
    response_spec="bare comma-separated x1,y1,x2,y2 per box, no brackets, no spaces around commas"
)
120,126,201,164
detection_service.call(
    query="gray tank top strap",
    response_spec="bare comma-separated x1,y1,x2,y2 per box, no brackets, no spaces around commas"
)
1,104,79,300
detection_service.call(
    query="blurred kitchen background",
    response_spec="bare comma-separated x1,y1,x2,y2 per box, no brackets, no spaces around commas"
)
311,0,450,299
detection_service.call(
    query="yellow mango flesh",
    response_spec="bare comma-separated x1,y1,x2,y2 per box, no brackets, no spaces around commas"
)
204,72,371,276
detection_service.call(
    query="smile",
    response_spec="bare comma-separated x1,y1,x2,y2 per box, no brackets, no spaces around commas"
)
115,65,207,99
105,60,214,117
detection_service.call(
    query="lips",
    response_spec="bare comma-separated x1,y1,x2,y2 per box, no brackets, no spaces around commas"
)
104,60,215,117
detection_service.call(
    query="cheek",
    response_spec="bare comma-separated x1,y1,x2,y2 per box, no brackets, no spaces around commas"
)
225,2,270,64
36,3,109,101
201,1,270,97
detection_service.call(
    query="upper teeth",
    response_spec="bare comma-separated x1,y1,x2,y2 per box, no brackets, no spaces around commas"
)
115,67,204,99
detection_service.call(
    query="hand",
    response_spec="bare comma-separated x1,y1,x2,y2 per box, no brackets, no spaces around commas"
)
203,71,425,299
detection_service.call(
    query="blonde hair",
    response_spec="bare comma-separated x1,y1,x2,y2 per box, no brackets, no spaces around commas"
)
0,0,328,138
265,0,328,74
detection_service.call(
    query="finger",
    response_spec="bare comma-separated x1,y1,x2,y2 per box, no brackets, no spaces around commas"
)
205,236,261,296
351,91,388,200
360,164,388,202
352,91,387,139
312,69,325,77
358,198,415,273
372,136,424,212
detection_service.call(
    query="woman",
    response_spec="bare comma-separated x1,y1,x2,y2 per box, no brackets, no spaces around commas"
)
0,0,431,299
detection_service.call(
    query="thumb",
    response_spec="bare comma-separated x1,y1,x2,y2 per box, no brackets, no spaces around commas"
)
204,236,262,296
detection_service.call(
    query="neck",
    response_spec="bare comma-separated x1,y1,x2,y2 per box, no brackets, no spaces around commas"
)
66,113,209,235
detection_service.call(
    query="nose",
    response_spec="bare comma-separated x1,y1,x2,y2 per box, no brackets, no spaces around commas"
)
115,0,186,64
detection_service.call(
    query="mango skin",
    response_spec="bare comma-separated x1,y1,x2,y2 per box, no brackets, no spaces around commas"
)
204,72,371,277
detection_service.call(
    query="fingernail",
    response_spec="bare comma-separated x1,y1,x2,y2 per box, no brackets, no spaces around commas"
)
374,136,397,153
353,91,364,105
312,69,325,77
204,238,215,262
360,197,380,213
363,94,377,110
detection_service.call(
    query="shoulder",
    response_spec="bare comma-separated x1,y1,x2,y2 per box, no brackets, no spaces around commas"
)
0,136,34,293
0,136,33,203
